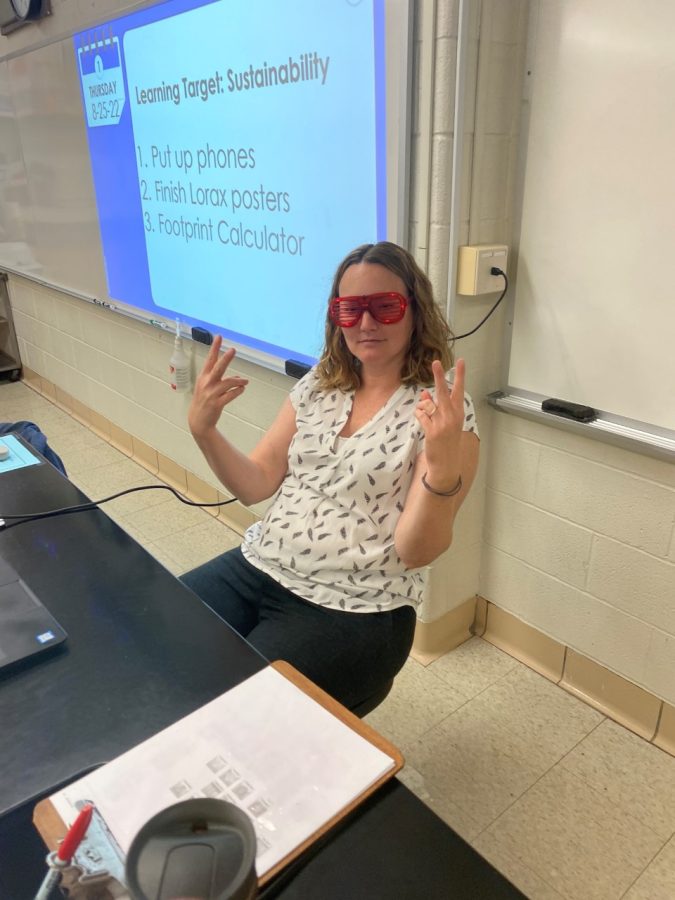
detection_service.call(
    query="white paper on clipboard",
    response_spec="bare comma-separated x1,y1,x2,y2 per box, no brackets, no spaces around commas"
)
49,666,396,878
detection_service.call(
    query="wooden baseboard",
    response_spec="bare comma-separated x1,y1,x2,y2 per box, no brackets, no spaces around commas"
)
482,602,566,683
411,596,477,665
480,598,674,757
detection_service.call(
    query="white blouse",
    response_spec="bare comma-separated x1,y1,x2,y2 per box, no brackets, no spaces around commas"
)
241,368,478,612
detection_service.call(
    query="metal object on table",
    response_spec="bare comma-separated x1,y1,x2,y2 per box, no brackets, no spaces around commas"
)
56,803,128,899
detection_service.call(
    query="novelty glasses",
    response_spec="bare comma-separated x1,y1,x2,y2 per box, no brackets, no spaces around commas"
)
329,292,408,327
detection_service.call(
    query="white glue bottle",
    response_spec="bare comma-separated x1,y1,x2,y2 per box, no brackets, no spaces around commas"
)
169,319,190,393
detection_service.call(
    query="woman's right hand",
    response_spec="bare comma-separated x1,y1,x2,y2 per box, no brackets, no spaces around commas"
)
188,335,249,438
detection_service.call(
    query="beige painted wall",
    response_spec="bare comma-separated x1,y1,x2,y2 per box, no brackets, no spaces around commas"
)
5,0,674,704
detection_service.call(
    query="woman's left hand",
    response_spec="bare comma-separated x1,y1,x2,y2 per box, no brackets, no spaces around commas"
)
414,358,466,487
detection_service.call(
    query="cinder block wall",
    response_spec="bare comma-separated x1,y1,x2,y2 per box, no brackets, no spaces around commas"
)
482,413,675,706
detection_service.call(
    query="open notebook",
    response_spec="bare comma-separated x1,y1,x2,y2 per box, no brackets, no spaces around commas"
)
36,662,402,885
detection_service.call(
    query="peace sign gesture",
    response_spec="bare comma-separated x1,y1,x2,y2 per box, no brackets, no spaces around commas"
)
414,358,466,480
188,335,249,439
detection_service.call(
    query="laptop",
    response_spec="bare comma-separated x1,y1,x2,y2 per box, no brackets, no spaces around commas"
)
0,554,68,671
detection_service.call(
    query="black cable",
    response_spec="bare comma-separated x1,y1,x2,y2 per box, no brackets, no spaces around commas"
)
0,484,237,532
453,268,508,341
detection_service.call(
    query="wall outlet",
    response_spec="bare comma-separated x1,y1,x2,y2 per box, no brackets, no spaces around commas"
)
456,244,508,295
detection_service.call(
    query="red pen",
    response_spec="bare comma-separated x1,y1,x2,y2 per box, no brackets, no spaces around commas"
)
34,803,94,900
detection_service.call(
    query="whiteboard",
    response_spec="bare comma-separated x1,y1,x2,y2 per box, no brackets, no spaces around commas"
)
0,0,411,371
507,0,675,432
0,43,108,297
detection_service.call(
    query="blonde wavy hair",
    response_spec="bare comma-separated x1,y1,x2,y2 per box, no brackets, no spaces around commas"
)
315,242,454,391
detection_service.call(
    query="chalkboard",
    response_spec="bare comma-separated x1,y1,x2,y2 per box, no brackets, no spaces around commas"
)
506,0,675,434
0,0,411,371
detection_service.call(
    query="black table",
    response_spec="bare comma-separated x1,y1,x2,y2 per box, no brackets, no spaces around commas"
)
0,439,524,899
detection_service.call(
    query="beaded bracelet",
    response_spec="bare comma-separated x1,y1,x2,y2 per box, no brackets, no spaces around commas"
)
421,472,463,497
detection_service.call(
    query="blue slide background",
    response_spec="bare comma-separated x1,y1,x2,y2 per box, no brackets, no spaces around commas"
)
74,0,386,366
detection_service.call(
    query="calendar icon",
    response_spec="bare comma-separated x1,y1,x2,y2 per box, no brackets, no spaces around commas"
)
77,30,126,128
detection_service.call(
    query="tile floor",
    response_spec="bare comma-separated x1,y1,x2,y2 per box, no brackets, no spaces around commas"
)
3,380,675,900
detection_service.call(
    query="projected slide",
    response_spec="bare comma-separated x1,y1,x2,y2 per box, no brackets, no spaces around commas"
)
74,0,387,366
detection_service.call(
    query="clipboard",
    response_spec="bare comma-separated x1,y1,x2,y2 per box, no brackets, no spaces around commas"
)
33,661,403,889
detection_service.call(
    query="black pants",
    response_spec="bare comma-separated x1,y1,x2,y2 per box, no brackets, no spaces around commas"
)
180,547,416,712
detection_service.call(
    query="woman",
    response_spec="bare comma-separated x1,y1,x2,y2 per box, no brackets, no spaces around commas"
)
183,242,480,713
